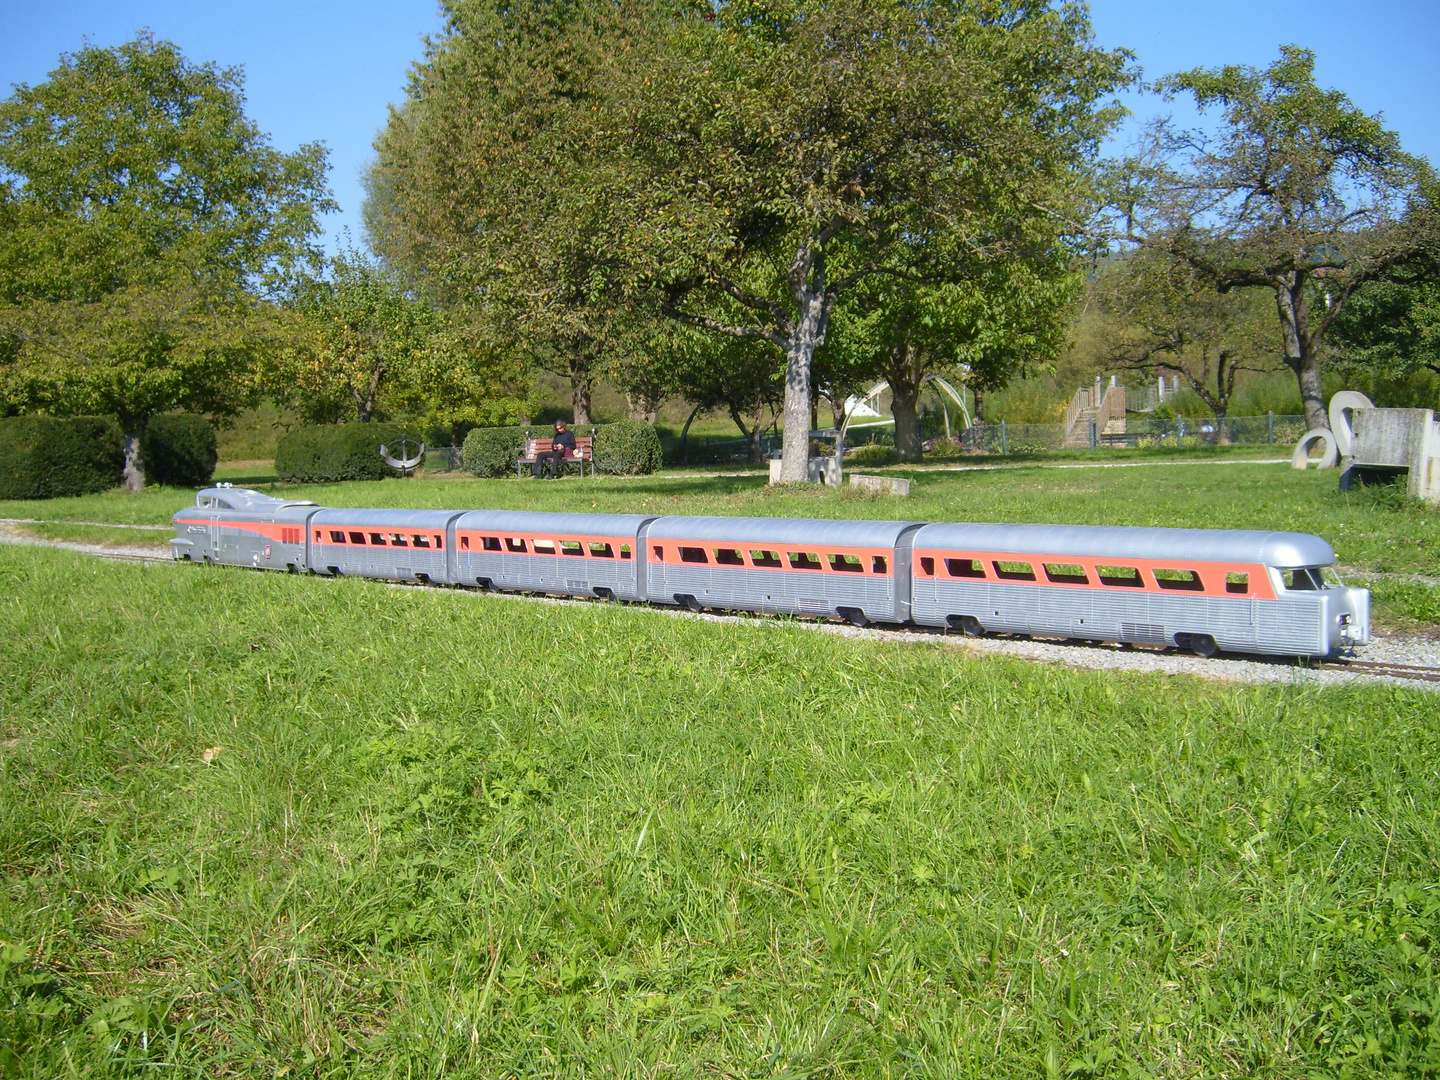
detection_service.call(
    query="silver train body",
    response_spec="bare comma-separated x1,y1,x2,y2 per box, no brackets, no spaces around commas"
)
172,488,1370,658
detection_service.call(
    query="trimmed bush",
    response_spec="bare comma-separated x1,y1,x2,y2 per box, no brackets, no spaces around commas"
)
594,419,662,475
844,443,898,467
275,423,419,484
463,426,526,478
140,414,217,487
0,415,124,499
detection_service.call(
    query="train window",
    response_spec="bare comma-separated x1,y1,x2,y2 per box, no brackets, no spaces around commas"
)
348,532,366,545
945,558,986,579
919,556,935,576
714,548,745,566
788,551,822,570
1226,572,1249,594
993,561,1037,581
750,550,782,568
389,533,409,547
329,530,347,543
679,546,709,564
620,545,632,560
589,542,614,558
533,539,556,555
315,529,322,542
412,535,431,548
829,553,864,572
460,535,470,551
482,536,502,552
369,533,387,546
1097,565,1142,587
1154,568,1204,592
652,545,664,561
559,541,585,556
434,535,444,549
872,555,888,574
1286,568,1325,591
506,537,527,553
1043,563,1089,585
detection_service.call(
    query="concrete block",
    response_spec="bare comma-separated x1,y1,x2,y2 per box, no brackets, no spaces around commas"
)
769,457,842,487
849,473,911,496
1339,407,1440,505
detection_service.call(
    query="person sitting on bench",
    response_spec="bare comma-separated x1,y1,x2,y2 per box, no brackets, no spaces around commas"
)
534,420,576,479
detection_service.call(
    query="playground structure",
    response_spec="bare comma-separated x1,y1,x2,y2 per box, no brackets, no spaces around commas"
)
1062,375,1181,448
1292,392,1440,505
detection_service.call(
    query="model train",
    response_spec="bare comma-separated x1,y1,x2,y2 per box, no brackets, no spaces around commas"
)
171,486,1369,658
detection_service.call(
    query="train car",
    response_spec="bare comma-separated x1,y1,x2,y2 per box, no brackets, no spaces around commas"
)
643,516,922,624
307,508,461,582
909,523,1369,656
452,510,658,600
170,487,319,571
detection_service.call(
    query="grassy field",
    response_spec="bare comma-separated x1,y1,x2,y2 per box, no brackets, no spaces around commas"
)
3,456,1437,631
1,543,1437,1077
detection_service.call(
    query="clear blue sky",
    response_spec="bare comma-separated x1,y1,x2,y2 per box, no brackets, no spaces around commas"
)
3,1,1437,254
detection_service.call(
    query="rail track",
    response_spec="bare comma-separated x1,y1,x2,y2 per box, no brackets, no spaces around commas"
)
7,531,1438,688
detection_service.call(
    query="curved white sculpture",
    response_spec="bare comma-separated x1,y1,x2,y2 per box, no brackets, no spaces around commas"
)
1327,391,1374,457
1292,428,1339,470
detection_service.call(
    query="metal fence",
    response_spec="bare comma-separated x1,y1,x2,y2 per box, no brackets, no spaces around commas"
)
953,414,1306,455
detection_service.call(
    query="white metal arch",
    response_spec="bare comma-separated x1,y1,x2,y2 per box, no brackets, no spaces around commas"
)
835,376,973,468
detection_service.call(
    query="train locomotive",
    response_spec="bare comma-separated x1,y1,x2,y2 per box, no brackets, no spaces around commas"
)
171,487,1369,658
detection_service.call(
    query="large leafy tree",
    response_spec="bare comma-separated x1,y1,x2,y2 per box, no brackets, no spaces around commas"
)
0,35,332,489
1329,266,1440,383
366,0,642,424
1116,46,1438,431
616,0,1129,479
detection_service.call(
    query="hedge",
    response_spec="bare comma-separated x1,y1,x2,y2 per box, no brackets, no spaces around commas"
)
141,414,217,487
462,421,661,478
275,423,421,484
0,415,125,499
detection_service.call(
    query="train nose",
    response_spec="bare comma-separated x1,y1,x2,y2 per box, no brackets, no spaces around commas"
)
1336,586,1370,648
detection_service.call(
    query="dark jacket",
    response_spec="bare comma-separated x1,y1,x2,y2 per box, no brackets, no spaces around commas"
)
551,428,577,454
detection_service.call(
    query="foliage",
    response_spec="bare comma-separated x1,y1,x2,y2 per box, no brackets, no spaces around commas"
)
1090,249,1280,420
593,418,662,476
1330,266,1440,384
0,35,332,487
461,426,526,478
139,414,217,487
274,422,419,484
1115,46,1439,430
1,541,1438,1073
0,415,123,499
843,443,898,467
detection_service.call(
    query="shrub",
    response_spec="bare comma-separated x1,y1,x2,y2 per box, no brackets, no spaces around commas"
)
0,415,124,499
140,414,217,487
463,426,526,478
844,443,898,467
275,423,419,483
594,419,662,475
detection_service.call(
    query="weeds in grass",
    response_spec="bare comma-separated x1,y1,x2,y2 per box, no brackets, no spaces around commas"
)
1,545,1438,1075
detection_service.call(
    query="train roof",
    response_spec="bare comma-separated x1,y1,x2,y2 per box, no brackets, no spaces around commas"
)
911,522,1338,568
191,488,317,512
453,510,658,535
310,508,463,528
648,515,920,546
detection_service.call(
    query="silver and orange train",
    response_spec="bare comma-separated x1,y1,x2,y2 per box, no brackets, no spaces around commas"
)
172,487,1369,658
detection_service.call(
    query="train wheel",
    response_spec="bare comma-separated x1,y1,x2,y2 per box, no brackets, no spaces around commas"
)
1188,634,1218,658
946,615,985,636
836,607,869,627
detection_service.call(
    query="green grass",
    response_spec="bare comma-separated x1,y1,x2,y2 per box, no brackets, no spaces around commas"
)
1,544,1438,1077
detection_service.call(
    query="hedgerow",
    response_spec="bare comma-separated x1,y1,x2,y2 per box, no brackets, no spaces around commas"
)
0,415,124,499
275,423,420,483
140,414,217,487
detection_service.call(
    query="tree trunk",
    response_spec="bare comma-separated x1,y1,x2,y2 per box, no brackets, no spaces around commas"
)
679,403,700,466
1275,282,1327,430
972,386,984,423
778,291,828,482
570,354,593,425
885,340,925,463
122,432,145,493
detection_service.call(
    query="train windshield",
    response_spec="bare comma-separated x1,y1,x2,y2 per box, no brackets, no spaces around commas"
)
1282,567,1336,590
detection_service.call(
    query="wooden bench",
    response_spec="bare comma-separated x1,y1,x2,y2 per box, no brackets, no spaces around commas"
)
517,435,594,478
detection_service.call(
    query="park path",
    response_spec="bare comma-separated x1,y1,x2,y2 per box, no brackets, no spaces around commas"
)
666,456,1292,479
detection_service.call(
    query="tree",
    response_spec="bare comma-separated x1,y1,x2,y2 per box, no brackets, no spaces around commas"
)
0,35,332,489
1091,249,1279,427
613,0,1129,479
1329,265,1440,381
366,0,642,424
1116,46,1438,431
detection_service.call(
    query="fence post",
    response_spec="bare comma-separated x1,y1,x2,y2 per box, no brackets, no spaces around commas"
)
1267,411,1274,445
1177,415,1184,449
1088,418,1097,450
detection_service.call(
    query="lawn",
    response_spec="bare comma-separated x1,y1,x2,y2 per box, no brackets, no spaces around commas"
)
4,457,1437,630
1,544,1437,1077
